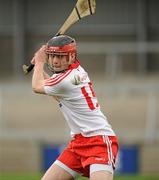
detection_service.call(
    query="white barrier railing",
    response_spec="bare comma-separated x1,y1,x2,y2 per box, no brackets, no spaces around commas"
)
78,42,159,78
0,79,158,143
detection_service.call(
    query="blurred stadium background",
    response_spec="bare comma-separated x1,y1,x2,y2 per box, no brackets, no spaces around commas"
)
0,0,159,179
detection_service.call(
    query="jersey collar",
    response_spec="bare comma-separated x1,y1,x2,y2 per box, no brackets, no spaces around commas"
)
68,59,80,70
54,59,80,74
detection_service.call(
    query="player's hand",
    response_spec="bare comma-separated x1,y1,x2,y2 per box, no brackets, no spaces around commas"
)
33,45,47,64
31,57,35,65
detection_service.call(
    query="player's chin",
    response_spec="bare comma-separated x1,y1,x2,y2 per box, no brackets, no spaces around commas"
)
53,66,60,70
54,67,63,72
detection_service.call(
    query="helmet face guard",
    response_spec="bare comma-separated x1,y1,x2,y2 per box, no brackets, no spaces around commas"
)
45,35,76,72
46,35,76,56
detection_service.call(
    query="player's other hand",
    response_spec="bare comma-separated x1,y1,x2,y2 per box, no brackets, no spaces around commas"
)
32,45,47,64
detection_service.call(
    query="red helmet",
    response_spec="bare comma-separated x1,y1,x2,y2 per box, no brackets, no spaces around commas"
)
46,35,76,56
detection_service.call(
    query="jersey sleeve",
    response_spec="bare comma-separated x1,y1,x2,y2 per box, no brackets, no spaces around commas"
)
44,78,62,96
44,70,72,96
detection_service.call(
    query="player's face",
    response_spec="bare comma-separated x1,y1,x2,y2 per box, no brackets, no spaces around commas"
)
48,54,69,72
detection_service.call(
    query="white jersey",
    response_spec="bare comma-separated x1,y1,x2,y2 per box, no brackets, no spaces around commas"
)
44,60,115,137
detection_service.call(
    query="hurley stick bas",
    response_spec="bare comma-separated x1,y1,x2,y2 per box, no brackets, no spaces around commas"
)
23,0,96,74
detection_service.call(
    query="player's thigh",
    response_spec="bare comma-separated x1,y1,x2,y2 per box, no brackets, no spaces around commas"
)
90,170,113,180
41,163,74,180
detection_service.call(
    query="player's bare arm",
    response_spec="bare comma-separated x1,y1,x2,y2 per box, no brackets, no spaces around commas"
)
32,45,47,94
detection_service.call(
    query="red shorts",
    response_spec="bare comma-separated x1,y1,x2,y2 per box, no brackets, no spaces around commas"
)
56,134,118,177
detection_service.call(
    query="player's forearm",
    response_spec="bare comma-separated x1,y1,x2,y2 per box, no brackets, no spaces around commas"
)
32,62,45,94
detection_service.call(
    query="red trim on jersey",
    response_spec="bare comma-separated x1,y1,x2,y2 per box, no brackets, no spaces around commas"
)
45,59,80,86
81,86,95,110
45,69,72,86
68,59,80,70
88,82,95,97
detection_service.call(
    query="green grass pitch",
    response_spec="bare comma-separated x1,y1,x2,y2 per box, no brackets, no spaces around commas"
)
0,174,159,180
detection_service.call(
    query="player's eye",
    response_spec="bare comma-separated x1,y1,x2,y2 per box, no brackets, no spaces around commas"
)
51,54,61,58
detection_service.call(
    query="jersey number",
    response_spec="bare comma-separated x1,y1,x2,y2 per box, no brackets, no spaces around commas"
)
81,82,98,110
